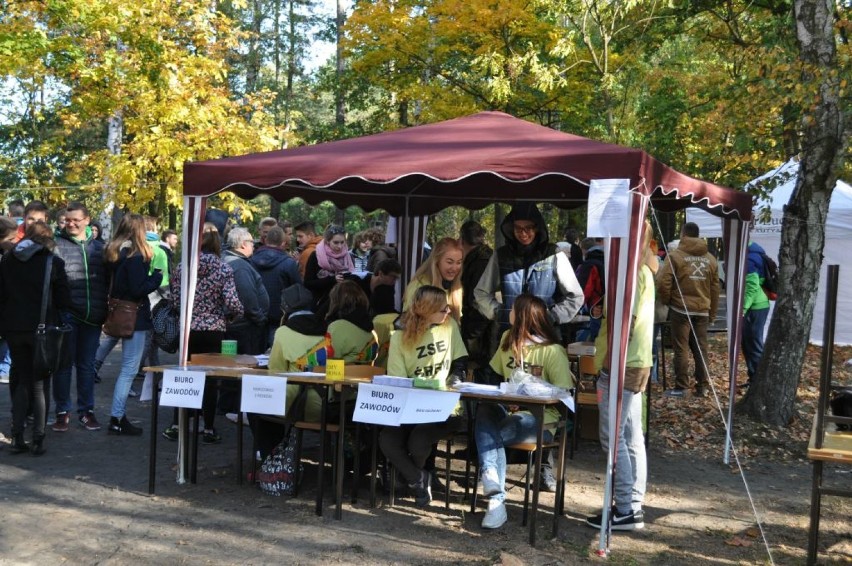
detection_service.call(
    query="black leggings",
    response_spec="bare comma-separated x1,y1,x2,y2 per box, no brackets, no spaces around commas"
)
6,332,47,438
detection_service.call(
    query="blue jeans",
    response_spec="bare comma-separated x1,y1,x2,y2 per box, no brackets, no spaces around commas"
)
0,338,10,376
475,404,552,503
742,308,769,380
111,330,147,418
597,371,646,514
52,316,102,415
95,335,120,370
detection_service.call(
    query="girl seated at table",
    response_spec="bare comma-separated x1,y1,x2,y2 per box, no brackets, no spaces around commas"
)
380,285,467,507
325,280,377,364
475,294,574,529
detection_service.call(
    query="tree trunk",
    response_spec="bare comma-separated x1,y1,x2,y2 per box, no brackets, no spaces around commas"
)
335,0,345,127
739,0,847,425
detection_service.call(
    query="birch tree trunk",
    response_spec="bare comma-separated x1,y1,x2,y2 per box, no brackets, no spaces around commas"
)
739,0,848,425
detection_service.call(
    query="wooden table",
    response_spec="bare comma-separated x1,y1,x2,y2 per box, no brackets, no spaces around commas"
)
806,419,852,565
144,365,368,520
460,391,570,546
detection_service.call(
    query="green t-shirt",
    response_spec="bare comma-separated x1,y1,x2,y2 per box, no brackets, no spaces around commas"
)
372,312,398,370
594,264,655,370
489,330,573,428
327,319,377,364
387,317,467,387
148,242,170,285
268,325,327,421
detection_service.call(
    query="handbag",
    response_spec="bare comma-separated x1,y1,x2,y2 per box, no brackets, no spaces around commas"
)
258,428,302,496
151,298,179,353
102,262,140,338
33,256,73,378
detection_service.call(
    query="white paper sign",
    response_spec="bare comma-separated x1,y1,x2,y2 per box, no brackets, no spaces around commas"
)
587,179,630,237
400,389,460,424
561,395,576,413
353,384,408,426
684,207,724,237
159,369,206,409
140,371,154,402
240,374,287,416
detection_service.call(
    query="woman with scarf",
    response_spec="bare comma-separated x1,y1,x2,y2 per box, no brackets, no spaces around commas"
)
402,237,463,322
103,213,164,436
380,285,467,508
474,294,574,529
303,225,355,311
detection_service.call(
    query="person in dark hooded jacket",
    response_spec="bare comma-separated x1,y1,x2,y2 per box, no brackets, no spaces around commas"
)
473,203,584,333
0,222,72,455
472,203,582,492
459,221,497,369
250,225,301,349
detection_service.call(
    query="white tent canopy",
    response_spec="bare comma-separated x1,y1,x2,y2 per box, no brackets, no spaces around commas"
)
687,157,852,345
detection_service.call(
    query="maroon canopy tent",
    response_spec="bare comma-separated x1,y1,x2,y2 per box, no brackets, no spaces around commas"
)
179,111,752,551
184,111,750,218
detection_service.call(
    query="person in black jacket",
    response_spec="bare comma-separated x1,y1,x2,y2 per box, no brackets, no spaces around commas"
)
103,214,163,436
250,225,300,349
51,201,109,433
223,227,270,356
0,222,71,455
459,221,498,370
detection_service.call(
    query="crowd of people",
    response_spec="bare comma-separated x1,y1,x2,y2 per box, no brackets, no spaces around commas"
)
3,197,762,534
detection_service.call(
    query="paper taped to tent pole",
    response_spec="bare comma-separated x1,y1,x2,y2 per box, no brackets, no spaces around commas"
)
587,179,630,237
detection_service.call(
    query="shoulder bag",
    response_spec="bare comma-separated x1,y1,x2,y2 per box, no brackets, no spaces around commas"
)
33,255,73,378
102,260,141,338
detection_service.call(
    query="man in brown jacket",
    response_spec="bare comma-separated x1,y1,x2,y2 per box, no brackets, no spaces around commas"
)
655,222,720,398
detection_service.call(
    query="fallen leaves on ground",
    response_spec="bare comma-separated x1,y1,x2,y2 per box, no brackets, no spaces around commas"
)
651,338,852,463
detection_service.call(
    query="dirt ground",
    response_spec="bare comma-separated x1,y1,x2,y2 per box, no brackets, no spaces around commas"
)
1,340,850,565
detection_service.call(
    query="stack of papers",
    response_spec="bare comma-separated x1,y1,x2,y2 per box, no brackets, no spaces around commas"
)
455,383,502,395
254,355,270,368
372,375,414,388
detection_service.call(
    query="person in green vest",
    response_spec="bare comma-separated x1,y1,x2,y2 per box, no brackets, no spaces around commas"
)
381,285,467,507
475,294,574,529
325,280,377,364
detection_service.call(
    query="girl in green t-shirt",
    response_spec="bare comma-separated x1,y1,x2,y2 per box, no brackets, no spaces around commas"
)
381,285,467,507
402,237,464,323
475,294,573,530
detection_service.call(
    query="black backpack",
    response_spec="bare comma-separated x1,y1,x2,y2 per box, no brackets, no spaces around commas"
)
759,252,779,300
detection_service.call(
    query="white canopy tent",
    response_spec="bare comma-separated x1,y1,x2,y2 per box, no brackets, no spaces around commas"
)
687,158,852,345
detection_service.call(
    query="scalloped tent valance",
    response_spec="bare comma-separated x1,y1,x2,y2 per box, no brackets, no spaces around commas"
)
183,111,752,221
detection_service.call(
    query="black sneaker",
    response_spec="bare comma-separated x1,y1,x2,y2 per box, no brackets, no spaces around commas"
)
201,429,222,444
408,470,432,507
695,386,708,398
585,509,645,531
540,466,558,492
108,416,143,436
162,425,179,441
663,388,685,398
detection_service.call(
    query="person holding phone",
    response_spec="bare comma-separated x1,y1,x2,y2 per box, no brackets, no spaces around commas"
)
303,225,355,311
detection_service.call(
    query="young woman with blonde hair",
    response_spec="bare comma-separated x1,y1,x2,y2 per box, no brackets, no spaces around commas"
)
381,285,467,507
103,213,164,436
402,237,463,322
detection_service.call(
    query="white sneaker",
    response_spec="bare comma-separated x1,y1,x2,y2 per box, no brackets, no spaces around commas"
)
0,374,9,384
225,413,249,425
481,498,507,529
481,467,501,496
